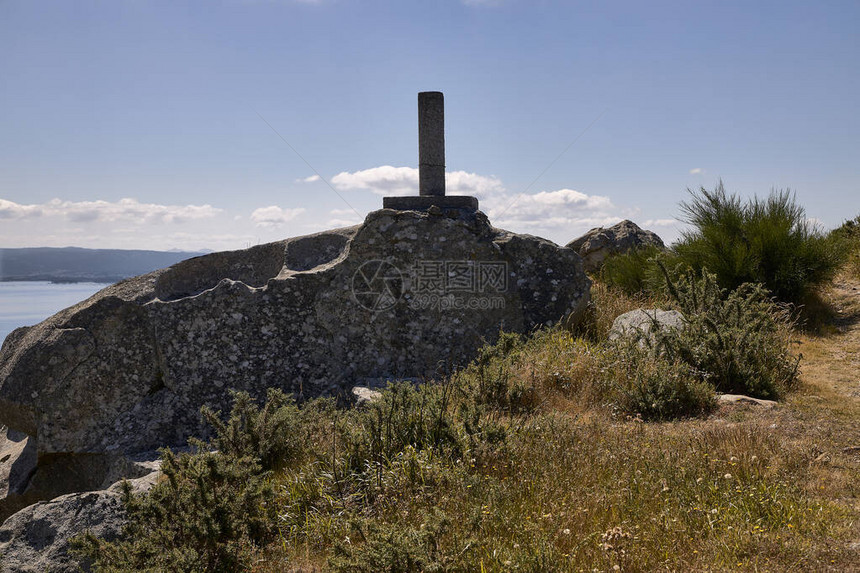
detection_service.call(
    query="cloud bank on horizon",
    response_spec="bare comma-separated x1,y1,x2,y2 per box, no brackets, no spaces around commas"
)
0,167,683,251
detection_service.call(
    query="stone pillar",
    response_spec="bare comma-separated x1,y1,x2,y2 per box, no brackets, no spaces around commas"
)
418,91,445,197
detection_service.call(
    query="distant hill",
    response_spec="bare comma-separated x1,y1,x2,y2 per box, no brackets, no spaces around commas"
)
0,247,208,283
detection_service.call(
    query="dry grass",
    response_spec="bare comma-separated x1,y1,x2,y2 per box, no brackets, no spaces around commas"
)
573,281,667,342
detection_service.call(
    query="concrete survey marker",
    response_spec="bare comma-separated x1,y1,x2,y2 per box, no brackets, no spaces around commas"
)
383,91,479,212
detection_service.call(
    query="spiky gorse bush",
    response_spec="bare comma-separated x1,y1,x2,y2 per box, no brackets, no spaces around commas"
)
71,389,309,573
606,340,716,421
636,264,800,400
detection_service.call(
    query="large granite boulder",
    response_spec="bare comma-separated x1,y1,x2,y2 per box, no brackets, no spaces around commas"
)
0,427,37,523
0,468,160,573
0,208,590,457
566,220,665,272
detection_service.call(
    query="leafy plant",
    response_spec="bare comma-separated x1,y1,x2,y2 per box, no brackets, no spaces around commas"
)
829,214,860,279
673,182,842,303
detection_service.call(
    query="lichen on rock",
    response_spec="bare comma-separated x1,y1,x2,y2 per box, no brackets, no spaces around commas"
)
0,208,590,457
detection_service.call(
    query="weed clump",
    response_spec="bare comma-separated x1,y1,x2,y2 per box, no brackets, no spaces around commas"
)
643,265,800,399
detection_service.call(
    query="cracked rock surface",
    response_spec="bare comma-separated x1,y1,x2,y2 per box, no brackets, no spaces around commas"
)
0,209,590,456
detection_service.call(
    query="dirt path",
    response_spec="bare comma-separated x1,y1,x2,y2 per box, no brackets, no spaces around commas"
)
797,275,860,402
790,274,860,562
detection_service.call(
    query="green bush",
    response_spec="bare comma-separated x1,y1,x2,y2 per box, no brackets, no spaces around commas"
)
673,183,843,303
829,214,860,279
648,265,799,399
608,342,716,421
599,245,670,297
342,381,466,472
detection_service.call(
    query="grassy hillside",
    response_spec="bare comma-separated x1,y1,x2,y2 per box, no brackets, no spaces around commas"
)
73,194,860,571
75,273,860,572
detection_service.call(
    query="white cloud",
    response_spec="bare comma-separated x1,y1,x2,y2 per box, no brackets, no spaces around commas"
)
689,168,704,175
643,218,679,227
297,174,320,183
250,205,306,227
330,165,503,198
326,208,364,228
0,196,331,251
0,199,44,219
331,165,417,196
328,165,664,244
0,197,221,224
485,188,624,242
446,171,504,197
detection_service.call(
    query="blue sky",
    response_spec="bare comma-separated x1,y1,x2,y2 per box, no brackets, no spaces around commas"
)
1,0,858,251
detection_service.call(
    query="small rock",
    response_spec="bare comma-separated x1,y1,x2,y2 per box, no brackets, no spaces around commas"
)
609,309,686,342
0,461,160,573
352,386,383,407
0,490,123,573
718,394,778,409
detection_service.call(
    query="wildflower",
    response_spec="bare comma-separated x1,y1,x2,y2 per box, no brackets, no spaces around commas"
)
563,528,571,535
724,473,733,480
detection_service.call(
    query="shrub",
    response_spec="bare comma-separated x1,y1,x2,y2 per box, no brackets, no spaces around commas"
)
72,449,276,572
202,388,307,471
830,214,860,279
648,265,799,399
342,381,466,473
673,182,843,303
608,341,716,420
599,245,667,296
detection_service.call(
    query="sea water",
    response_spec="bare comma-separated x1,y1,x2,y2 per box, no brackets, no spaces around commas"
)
0,281,109,345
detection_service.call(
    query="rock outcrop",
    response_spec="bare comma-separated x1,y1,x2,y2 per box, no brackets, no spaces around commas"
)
0,208,590,459
0,466,160,573
566,220,665,272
